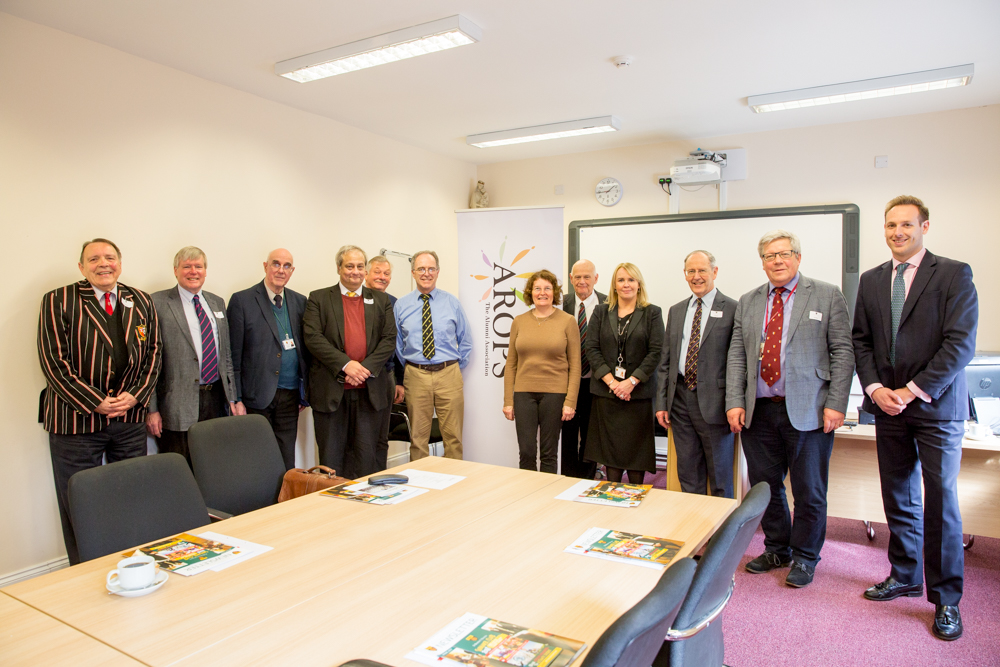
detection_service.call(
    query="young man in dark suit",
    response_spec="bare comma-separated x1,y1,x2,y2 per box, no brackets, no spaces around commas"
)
655,250,737,497
560,259,606,478
303,246,396,479
38,238,162,564
853,195,978,641
228,248,309,470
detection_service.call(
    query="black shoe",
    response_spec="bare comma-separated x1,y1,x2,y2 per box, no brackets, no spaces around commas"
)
785,561,815,588
933,605,962,641
864,576,924,601
745,551,792,574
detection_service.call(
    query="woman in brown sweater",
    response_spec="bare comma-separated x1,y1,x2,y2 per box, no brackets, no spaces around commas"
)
503,270,581,472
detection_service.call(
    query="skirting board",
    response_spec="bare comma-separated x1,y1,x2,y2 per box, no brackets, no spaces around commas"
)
0,556,69,588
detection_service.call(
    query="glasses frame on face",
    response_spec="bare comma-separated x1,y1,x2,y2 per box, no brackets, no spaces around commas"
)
761,250,797,263
269,261,294,271
414,267,439,275
685,268,711,277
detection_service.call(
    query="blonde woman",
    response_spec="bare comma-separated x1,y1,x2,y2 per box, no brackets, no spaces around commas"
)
503,270,581,472
584,263,664,484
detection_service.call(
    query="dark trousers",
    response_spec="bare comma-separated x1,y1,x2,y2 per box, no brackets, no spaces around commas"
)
741,398,833,566
514,392,565,473
247,388,300,470
158,382,228,463
875,413,964,605
560,378,596,478
314,390,386,479
375,380,395,472
670,376,735,498
48,422,147,565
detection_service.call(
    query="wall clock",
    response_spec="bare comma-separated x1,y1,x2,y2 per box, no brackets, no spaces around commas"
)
595,177,623,206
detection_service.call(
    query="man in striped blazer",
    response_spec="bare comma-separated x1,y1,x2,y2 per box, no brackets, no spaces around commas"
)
38,238,162,564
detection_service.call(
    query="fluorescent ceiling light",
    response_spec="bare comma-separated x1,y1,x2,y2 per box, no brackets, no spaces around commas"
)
467,116,622,148
748,64,974,113
276,15,481,83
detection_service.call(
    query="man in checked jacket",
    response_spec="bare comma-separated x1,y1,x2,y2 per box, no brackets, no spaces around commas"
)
38,238,162,564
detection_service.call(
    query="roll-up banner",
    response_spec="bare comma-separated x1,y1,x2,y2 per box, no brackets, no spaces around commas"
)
457,206,565,467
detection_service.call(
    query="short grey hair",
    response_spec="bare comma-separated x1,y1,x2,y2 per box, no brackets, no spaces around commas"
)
757,230,801,257
367,255,390,270
336,245,367,270
683,250,717,269
173,246,207,269
411,250,440,269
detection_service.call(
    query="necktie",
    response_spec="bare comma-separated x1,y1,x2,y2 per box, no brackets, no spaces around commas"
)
890,263,909,366
683,298,703,390
347,291,357,298
192,294,220,384
274,294,282,309
578,303,590,377
760,288,786,387
420,293,436,360
104,293,114,315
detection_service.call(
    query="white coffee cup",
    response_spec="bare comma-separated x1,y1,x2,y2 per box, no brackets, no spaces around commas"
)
107,553,158,590
969,422,992,439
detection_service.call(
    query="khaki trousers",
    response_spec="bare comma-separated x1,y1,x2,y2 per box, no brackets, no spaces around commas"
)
404,363,464,460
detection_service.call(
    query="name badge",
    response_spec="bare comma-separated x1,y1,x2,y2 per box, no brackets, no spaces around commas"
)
710,310,723,318
281,338,296,350
214,311,225,319
121,299,134,308
614,366,627,379
364,298,374,304
809,311,823,321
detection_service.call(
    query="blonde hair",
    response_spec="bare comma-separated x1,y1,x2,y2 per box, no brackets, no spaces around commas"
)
173,246,207,269
606,262,650,309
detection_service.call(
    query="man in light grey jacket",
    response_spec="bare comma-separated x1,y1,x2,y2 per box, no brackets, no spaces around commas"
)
147,246,237,463
726,230,854,588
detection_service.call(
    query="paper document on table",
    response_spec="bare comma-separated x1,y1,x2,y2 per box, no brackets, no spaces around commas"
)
196,532,273,571
320,482,428,505
972,396,1000,433
555,479,599,501
397,469,466,490
573,481,651,508
407,612,586,667
133,533,239,576
565,527,684,570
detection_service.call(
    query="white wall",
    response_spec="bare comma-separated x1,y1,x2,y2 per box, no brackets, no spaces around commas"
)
477,105,1000,350
0,13,475,578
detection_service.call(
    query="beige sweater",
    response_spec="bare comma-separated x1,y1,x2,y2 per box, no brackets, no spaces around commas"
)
503,309,581,408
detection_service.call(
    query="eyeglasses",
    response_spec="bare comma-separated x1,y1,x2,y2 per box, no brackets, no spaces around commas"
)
269,261,294,270
761,251,797,262
414,267,439,275
685,269,711,276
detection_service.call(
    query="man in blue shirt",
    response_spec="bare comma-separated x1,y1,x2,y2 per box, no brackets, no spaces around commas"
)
394,250,472,460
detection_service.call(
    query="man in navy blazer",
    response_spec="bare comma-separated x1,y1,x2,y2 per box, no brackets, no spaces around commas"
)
853,196,978,641
228,249,309,470
364,255,405,470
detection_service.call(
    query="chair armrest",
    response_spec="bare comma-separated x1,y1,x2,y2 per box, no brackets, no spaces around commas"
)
337,661,393,667
664,576,734,642
207,508,233,522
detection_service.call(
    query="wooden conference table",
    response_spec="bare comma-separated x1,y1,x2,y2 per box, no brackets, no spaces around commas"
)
2,458,736,667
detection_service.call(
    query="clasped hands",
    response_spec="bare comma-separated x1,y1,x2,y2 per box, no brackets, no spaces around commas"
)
872,386,916,416
95,392,137,419
607,377,636,401
343,360,371,387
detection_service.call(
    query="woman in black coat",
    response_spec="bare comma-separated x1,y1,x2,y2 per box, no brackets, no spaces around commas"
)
584,262,664,485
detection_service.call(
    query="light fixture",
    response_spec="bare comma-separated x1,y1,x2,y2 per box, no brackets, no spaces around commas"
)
466,116,621,148
748,64,974,113
275,15,481,83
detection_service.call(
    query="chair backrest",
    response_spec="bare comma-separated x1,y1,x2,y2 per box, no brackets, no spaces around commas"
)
580,558,697,667
188,415,286,515
68,453,211,562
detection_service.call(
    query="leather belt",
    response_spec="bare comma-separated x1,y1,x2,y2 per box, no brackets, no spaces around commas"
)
756,395,785,403
199,383,217,392
408,359,458,372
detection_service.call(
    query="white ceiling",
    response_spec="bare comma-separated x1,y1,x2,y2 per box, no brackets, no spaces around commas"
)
3,0,998,165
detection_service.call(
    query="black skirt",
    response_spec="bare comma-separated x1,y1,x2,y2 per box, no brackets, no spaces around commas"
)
583,395,656,472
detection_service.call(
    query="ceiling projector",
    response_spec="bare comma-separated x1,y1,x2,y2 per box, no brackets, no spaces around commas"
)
669,159,722,184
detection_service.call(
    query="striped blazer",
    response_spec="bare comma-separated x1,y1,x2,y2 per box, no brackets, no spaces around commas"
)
37,281,162,435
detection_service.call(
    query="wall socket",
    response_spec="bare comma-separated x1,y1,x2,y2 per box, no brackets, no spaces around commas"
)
875,155,889,169
554,185,564,195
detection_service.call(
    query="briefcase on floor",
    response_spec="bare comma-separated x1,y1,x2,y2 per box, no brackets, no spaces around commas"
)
277,466,351,502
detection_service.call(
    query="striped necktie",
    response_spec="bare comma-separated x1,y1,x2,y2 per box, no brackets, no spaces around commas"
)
683,298,703,390
192,294,220,384
578,302,590,376
890,263,909,366
420,293,436,360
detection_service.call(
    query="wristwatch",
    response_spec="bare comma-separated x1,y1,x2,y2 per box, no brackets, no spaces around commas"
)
629,377,637,386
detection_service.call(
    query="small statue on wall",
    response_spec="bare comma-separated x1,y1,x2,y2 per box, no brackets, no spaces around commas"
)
471,180,490,208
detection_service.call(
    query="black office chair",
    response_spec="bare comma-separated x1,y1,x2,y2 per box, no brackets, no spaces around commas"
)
68,453,211,562
188,415,286,516
388,404,445,456
654,482,770,667
335,558,697,667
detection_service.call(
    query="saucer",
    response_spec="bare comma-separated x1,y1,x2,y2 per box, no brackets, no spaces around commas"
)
107,569,168,597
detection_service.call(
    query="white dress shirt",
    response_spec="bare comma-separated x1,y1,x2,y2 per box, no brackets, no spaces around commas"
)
679,288,717,370
575,290,601,378
177,285,220,378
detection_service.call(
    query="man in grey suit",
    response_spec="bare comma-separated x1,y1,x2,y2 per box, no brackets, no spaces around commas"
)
228,248,309,470
726,230,853,588
147,246,237,462
655,250,736,498
561,259,605,479
304,245,397,479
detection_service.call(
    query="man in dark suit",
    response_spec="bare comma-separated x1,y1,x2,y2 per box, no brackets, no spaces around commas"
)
147,247,237,462
726,230,854,588
853,195,977,641
560,259,605,478
228,248,309,470
655,250,736,497
365,255,405,471
304,246,396,479
38,238,161,564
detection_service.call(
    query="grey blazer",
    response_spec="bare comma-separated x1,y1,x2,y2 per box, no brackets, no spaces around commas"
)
149,286,237,431
725,275,854,431
655,290,736,425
